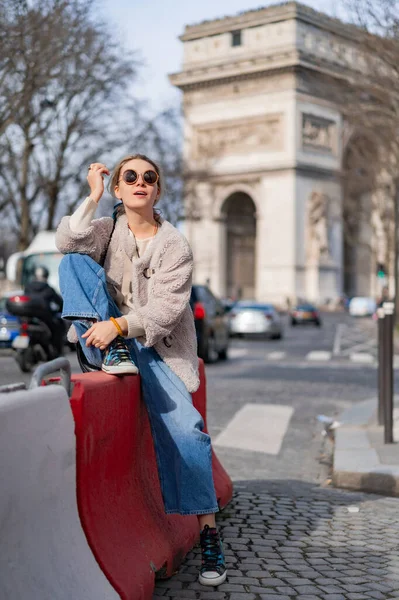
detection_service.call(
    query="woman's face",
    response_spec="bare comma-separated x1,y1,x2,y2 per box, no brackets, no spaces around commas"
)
115,158,160,211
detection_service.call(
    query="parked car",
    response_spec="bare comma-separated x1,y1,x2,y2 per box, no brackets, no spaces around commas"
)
229,301,283,339
0,290,23,350
290,303,322,327
190,285,230,363
348,296,377,317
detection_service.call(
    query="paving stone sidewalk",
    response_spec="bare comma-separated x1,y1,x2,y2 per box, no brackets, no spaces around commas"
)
333,397,399,496
153,481,399,600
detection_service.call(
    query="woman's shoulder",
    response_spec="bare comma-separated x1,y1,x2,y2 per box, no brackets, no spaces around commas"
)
159,219,189,242
157,220,193,261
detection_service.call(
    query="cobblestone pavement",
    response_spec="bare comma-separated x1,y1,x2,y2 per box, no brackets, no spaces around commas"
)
154,482,399,599
153,314,399,599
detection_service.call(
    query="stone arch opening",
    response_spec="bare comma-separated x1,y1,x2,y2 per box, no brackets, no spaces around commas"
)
221,192,257,300
342,134,378,297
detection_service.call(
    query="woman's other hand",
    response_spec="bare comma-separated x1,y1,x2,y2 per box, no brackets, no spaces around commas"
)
82,320,118,349
87,162,110,203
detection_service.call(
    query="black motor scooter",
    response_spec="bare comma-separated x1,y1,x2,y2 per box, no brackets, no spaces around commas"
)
6,294,66,373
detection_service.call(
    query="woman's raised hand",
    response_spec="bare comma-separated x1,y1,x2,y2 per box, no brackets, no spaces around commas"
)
87,162,110,203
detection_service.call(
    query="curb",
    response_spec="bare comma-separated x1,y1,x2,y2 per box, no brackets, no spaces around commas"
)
332,398,399,496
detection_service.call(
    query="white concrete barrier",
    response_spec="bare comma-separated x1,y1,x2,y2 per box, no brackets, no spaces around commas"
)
0,382,119,600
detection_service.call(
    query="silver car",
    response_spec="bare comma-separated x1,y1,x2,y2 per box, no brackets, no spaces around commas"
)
229,302,283,339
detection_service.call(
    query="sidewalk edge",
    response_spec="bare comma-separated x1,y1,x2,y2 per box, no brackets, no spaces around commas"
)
332,399,399,496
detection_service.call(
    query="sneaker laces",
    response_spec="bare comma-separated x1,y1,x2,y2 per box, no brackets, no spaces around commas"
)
200,525,224,572
106,337,131,363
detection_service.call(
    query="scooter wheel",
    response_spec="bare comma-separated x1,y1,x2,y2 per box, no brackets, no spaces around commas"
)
16,348,35,373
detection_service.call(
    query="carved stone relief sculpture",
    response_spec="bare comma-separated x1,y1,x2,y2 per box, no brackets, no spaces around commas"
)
192,114,283,160
307,192,332,263
302,113,337,155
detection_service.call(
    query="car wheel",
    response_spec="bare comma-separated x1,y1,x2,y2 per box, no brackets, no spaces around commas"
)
272,332,283,340
218,346,228,360
291,320,297,326
315,320,322,327
203,335,219,364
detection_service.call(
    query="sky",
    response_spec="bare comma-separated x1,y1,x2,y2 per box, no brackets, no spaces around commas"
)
99,0,344,115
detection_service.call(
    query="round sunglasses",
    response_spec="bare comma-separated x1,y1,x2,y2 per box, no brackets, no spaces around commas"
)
118,169,159,186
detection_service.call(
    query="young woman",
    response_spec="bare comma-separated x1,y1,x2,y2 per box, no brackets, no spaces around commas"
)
55,154,227,587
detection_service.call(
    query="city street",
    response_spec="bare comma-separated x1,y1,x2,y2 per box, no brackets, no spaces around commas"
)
2,312,399,599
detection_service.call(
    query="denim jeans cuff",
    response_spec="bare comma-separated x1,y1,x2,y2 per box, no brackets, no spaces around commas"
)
164,506,219,516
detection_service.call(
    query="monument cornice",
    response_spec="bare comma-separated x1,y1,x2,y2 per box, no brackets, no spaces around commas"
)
179,1,360,43
186,163,341,182
169,50,353,91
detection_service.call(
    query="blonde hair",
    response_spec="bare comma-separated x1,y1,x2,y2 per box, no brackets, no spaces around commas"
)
109,153,163,221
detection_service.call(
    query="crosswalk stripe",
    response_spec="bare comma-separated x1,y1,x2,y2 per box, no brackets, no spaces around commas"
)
267,351,286,360
306,351,332,361
227,347,399,366
214,403,294,455
350,352,375,364
229,348,249,359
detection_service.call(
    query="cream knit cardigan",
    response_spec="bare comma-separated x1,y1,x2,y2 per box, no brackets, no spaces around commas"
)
56,212,200,393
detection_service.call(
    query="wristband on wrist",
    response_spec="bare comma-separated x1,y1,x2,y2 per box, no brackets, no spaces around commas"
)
110,317,124,337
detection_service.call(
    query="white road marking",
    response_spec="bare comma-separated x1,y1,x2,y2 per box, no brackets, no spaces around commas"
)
213,403,294,455
333,323,345,356
306,351,332,361
350,352,375,364
229,348,249,359
267,351,287,360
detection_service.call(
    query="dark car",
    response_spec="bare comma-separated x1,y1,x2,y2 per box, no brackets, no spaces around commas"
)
190,285,230,363
290,303,321,327
0,292,23,350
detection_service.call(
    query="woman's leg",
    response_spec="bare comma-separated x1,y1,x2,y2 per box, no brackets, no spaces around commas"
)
128,340,218,515
198,514,216,529
127,340,227,586
59,253,137,372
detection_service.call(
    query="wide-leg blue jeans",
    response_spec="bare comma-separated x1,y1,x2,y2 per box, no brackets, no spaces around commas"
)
59,253,219,515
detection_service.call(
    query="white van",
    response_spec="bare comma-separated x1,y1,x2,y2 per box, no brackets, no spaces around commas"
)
348,296,377,317
6,231,61,292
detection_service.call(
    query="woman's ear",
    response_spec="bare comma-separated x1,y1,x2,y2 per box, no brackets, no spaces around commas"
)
114,185,122,200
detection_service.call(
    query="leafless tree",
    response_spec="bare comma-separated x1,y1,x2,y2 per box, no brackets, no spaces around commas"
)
0,0,183,249
336,0,399,308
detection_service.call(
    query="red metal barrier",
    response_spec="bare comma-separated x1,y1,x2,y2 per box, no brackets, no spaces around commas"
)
70,359,232,600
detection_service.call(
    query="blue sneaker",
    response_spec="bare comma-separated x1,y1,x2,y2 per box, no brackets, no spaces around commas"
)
102,337,138,375
198,525,227,586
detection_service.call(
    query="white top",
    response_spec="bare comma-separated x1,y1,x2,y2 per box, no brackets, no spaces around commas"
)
69,197,156,337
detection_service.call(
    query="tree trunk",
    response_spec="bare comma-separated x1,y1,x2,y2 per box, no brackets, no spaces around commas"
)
46,182,59,230
18,138,32,250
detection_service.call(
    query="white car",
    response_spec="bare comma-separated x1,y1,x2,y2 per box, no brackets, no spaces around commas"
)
229,302,283,339
349,297,376,317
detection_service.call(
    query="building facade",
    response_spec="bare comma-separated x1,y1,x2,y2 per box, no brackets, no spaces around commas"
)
170,2,384,305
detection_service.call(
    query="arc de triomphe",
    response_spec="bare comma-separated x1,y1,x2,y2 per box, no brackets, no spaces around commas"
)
170,2,378,304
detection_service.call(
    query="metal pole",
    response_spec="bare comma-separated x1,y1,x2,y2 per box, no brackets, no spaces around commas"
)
394,182,399,323
377,307,385,426
383,301,394,444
